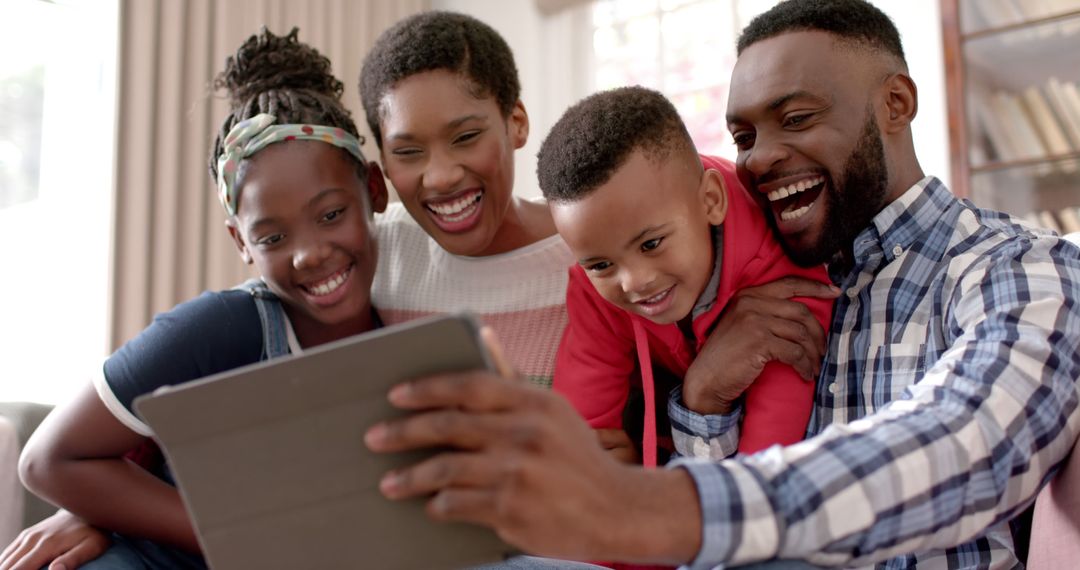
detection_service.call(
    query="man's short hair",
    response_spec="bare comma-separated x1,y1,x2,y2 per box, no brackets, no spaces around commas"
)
737,0,906,65
537,86,697,203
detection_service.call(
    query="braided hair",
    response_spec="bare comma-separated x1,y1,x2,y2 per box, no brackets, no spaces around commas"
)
208,27,365,183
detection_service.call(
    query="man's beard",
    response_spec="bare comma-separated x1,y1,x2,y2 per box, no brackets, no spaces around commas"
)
779,112,890,268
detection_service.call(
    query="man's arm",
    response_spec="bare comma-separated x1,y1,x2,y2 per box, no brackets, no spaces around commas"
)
366,242,1079,566
365,328,704,564
671,277,836,459
674,240,1080,567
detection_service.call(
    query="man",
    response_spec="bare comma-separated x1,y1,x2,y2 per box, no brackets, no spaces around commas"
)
365,1,1080,567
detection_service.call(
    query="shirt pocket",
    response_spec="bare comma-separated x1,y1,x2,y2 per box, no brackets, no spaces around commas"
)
868,343,927,411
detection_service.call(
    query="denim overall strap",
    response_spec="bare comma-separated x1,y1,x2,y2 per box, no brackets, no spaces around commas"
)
232,279,292,360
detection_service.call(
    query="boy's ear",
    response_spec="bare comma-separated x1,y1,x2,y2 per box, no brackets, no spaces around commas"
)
509,100,529,150
366,161,389,214
701,168,728,225
225,219,254,265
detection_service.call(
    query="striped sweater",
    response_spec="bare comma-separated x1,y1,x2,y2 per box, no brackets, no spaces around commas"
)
372,202,574,388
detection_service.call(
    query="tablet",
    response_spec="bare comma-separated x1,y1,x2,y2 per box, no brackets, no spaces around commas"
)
134,313,516,570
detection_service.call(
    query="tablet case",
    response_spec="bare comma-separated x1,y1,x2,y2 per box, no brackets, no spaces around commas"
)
134,313,516,570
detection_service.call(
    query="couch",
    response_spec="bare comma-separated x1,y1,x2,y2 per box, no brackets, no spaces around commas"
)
0,402,57,539
1028,430,1080,569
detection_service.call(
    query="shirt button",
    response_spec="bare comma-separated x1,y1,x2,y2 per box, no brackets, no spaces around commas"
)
846,288,858,299
828,382,838,394
892,244,904,257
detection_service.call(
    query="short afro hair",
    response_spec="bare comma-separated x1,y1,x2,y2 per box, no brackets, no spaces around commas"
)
537,86,697,203
359,11,521,148
737,0,906,65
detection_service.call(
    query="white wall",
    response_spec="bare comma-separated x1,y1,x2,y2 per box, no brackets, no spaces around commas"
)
431,0,951,194
872,0,951,188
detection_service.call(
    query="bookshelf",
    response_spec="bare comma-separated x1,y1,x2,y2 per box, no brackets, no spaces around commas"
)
941,0,1080,233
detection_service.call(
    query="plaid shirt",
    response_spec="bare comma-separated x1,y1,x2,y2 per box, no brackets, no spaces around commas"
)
668,177,1080,569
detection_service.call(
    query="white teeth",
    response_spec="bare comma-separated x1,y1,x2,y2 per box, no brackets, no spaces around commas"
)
780,203,813,222
639,288,670,304
308,268,349,296
767,176,825,202
427,191,482,220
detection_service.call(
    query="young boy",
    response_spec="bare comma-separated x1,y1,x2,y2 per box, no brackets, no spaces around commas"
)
538,86,833,466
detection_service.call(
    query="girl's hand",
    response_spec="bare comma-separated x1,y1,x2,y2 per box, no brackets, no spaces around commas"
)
0,510,110,570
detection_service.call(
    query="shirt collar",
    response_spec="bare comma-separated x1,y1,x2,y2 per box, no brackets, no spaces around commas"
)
831,176,952,282
692,224,724,319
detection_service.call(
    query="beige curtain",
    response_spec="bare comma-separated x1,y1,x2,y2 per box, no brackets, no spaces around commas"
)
109,0,426,351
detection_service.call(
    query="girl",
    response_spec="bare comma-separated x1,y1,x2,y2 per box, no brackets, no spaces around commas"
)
7,27,386,569
6,13,578,568
359,11,575,390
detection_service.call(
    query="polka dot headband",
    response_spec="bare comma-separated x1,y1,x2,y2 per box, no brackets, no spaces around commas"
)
216,113,368,216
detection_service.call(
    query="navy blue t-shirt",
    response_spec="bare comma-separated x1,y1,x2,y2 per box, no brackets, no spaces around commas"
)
101,289,265,427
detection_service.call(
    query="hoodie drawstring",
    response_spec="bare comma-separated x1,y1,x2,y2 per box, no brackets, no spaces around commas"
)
631,318,657,468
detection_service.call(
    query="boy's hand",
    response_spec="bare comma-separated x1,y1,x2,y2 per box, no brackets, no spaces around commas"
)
596,428,640,465
683,276,839,415
0,509,110,570
363,330,701,563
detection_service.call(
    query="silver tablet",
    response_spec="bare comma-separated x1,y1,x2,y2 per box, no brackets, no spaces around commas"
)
135,313,515,570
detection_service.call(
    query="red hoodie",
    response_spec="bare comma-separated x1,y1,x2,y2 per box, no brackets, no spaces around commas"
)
553,155,833,467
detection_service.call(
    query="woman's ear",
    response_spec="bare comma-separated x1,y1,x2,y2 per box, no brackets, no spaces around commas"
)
366,161,389,214
509,100,529,150
701,169,729,225
881,72,918,134
225,219,253,265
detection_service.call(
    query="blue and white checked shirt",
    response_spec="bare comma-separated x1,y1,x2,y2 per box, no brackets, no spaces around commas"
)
667,177,1080,569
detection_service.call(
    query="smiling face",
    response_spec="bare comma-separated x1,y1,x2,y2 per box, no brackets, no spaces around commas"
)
551,150,727,325
227,140,385,345
377,70,530,257
727,31,893,267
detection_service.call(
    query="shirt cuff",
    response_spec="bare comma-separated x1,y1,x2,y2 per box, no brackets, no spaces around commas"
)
669,459,780,569
668,386,742,459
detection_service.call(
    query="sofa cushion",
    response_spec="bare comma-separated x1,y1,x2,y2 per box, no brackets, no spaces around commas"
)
1027,432,1080,569
0,402,57,530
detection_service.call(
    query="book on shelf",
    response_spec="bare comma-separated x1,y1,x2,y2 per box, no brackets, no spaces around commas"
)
967,0,1023,29
1041,0,1080,19
1037,210,1063,233
992,91,1047,159
1044,78,1080,150
1062,82,1080,137
1021,211,1044,229
1025,208,1080,235
971,79,1080,164
972,92,1020,161
1057,207,1080,234
1020,85,1075,155
1010,0,1048,20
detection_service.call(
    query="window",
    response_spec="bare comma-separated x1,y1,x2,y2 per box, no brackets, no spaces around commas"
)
0,9,46,209
0,0,117,404
589,0,779,159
